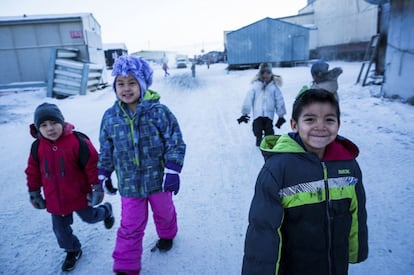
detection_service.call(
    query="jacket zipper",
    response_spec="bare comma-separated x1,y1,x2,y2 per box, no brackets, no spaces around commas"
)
322,161,333,275
120,103,148,195
119,102,140,166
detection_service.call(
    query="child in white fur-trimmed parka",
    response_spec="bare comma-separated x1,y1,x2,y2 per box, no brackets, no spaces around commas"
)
238,63,287,146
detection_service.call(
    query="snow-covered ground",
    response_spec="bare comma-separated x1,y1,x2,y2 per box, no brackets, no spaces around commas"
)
0,61,413,274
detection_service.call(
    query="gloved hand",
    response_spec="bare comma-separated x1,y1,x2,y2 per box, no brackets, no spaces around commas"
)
29,191,46,209
87,183,104,206
99,175,118,195
162,162,182,195
275,117,286,129
237,114,250,124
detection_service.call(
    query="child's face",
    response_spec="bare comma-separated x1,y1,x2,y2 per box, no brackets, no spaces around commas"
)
38,120,64,141
115,75,141,108
290,102,340,159
260,71,272,83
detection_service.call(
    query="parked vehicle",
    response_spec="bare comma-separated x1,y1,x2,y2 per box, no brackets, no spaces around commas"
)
176,58,187,68
201,51,225,64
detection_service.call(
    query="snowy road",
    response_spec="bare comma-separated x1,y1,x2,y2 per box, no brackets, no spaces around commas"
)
0,62,413,274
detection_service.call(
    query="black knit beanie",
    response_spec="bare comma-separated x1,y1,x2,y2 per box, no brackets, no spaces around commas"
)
34,103,65,129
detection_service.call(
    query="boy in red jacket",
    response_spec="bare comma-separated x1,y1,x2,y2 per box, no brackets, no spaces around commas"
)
25,103,115,272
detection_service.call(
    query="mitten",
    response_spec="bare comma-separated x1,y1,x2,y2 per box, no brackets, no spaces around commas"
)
87,184,104,206
162,162,182,195
104,178,118,195
99,174,118,195
275,117,286,129
29,191,46,209
237,114,250,124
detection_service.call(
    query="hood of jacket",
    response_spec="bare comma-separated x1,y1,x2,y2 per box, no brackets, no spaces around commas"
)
142,89,161,101
260,132,359,161
116,89,161,115
313,67,343,83
251,74,283,87
29,122,75,139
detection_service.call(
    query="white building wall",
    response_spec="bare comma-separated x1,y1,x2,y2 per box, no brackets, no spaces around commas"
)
313,0,378,47
281,0,378,50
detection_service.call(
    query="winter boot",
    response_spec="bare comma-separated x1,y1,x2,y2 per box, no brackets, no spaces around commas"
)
103,202,115,229
116,270,140,275
61,249,82,272
155,238,173,252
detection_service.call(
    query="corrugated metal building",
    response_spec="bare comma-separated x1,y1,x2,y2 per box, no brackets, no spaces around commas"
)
0,13,106,88
226,17,309,69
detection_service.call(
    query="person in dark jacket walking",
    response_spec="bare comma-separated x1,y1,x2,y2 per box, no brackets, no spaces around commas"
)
310,60,343,101
98,55,186,275
25,103,114,272
242,89,368,275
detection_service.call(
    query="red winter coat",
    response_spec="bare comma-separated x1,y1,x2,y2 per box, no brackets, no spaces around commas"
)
25,123,99,215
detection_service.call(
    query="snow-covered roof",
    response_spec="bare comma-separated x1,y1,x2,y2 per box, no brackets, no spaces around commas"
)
0,13,99,26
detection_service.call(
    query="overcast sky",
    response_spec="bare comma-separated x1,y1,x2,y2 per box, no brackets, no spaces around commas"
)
1,0,307,55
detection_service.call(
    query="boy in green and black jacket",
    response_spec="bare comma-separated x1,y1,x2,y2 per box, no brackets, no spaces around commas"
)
242,89,368,275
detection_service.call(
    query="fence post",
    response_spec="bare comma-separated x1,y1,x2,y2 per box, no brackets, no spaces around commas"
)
47,48,58,97
80,63,90,95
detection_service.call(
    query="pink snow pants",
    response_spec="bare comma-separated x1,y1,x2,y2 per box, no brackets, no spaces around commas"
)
113,192,177,274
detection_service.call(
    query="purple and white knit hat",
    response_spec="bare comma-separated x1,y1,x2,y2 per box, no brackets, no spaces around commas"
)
111,55,153,98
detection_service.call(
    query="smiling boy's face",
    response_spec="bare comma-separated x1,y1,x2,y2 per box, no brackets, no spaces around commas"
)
115,75,141,110
291,101,340,159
